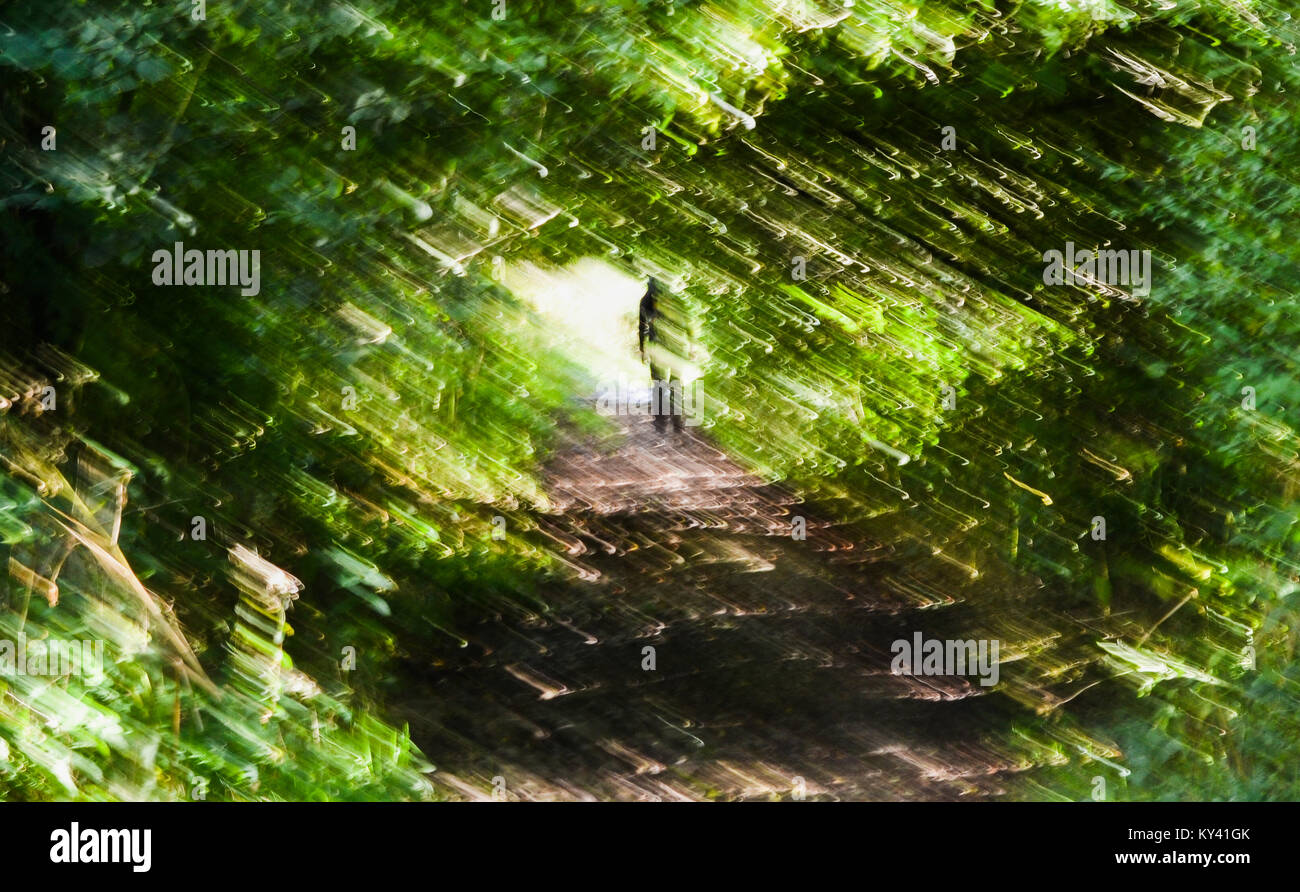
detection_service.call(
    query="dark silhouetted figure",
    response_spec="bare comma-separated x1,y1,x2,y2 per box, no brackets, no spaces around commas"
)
638,276,693,434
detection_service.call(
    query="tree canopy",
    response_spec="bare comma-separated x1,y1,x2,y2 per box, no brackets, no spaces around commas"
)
1,0,1297,800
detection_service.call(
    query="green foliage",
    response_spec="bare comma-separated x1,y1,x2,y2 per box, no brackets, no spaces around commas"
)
1,0,1296,800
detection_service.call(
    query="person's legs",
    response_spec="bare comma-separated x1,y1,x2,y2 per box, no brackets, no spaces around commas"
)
669,370,684,432
649,362,668,432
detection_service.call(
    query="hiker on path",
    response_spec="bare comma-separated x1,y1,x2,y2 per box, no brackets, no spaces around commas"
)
638,276,696,434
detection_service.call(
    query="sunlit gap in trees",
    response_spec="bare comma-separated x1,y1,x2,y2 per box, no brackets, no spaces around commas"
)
501,257,687,397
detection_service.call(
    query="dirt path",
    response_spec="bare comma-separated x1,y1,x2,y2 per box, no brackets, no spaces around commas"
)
400,412,1035,800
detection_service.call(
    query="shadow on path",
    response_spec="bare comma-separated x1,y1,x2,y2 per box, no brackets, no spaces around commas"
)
398,412,1054,800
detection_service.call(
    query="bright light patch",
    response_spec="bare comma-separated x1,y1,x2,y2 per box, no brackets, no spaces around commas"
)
503,257,657,390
